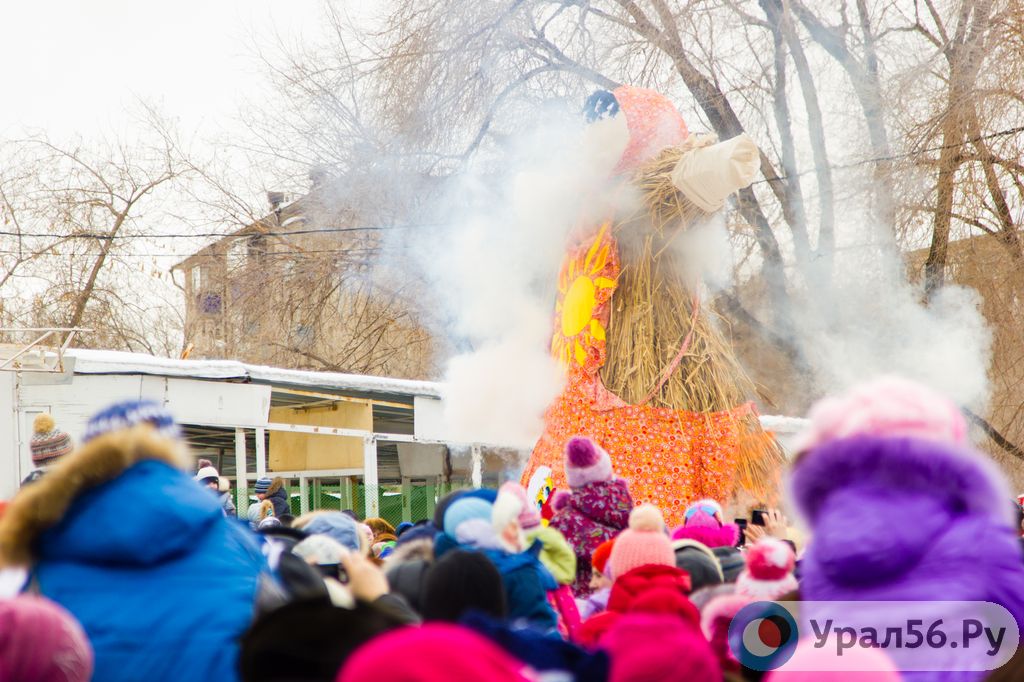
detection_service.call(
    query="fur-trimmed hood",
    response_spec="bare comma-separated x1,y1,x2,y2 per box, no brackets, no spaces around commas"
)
792,434,1024,628
790,434,1013,528
671,523,740,549
0,424,193,567
384,537,434,569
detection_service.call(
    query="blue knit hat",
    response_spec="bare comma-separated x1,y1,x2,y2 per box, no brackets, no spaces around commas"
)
304,512,361,552
254,477,273,495
82,399,180,443
443,497,495,548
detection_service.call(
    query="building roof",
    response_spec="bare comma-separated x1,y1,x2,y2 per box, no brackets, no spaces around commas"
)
66,348,443,399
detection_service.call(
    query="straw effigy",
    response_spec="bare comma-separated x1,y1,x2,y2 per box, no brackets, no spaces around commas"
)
598,138,785,500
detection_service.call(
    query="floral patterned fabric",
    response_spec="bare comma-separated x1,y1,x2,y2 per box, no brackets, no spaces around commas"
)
526,370,753,529
549,478,633,597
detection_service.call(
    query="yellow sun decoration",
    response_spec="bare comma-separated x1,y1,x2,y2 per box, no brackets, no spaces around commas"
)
552,223,617,368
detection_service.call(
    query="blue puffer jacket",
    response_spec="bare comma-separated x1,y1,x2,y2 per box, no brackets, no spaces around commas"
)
483,543,559,632
21,455,267,682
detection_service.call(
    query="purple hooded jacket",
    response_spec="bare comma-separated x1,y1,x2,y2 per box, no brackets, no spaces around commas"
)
791,434,1024,682
549,478,633,597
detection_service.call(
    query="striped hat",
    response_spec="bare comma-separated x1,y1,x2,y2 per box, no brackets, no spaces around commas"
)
30,414,73,466
254,477,273,495
82,400,180,443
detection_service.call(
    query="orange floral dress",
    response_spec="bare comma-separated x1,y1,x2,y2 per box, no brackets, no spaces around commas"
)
524,223,754,527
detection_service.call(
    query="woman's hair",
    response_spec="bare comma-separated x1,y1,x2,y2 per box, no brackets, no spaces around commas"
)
364,517,396,539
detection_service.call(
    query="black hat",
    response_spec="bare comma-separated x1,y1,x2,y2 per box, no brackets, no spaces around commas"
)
386,558,431,614
239,599,403,681
421,549,507,623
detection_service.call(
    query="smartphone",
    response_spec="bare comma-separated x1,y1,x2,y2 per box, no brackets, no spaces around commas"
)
751,509,768,527
735,518,748,547
317,563,349,583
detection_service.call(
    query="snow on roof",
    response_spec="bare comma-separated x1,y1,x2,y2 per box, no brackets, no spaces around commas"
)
64,350,802,423
67,349,248,379
66,349,443,398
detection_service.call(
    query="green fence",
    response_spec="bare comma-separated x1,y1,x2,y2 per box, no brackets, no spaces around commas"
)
234,479,473,525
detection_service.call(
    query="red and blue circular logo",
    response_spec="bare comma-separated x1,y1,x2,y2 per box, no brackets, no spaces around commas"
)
729,601,799,671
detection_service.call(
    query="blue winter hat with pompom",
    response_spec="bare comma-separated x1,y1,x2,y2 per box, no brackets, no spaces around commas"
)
82,399,180,442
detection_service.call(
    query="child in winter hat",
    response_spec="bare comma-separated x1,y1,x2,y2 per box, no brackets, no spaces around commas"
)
700,593,751,675
608,504,676,579
671,499,740,549
791,377,1024,682
22,413,75,487
498,482,576,584
549,436,633,597
735,537,797,600
565,435,613,488
248,500,275,531
578,538,615,620
443,496,500,549
421,549,508,623
0,595,94,682
254,477,273,496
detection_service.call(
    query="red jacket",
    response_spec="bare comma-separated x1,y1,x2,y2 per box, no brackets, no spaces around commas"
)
576,564,698,647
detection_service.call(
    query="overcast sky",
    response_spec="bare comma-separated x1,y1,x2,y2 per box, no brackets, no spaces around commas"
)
0,1,328,142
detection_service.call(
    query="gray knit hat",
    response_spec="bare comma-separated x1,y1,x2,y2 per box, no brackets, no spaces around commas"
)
30,414,73,466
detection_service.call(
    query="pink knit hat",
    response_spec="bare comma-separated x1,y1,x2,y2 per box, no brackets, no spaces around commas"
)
764,637,902,680
736,538,798,600
701,593,752,675
497,482,542,529
337,623,534,682
564,436,614,488
603,612,721,682
0,595,94,682
609,504,676,579
794,376,968,454
671,498,741,549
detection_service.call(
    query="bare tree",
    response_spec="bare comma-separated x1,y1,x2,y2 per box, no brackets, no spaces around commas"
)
0,129,191,355
244,0,1024,466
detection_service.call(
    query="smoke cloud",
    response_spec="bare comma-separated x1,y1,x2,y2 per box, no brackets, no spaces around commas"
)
407,107,620,448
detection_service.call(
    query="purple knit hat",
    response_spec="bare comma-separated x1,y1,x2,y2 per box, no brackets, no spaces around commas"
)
564,436,613,488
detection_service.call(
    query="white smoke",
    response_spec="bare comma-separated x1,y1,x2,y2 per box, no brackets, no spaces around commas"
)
412,108,621,448
788,241,992,412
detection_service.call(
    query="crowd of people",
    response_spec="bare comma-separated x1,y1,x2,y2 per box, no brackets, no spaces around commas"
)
1,376,1023,681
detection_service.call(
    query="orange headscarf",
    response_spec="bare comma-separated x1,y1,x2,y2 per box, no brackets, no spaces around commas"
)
611,85,689,175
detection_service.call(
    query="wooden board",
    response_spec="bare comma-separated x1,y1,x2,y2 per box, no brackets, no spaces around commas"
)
268,403,371,471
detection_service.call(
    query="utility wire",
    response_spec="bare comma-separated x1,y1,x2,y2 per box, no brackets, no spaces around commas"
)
0,225,417,241
1,124,1022,245
749,125,1024,187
